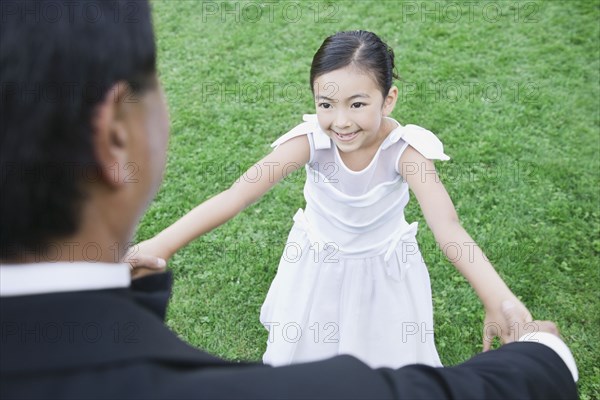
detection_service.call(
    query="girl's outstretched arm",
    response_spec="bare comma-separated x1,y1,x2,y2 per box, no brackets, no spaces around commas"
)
398,145,533,351
130,135,310,268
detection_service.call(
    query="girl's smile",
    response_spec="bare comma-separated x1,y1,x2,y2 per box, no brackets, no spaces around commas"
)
333,130,360,142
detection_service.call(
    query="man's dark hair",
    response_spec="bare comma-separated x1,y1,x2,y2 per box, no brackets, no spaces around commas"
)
0,0,157,259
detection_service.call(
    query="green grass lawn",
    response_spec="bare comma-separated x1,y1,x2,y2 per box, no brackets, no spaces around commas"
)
137,1,599,397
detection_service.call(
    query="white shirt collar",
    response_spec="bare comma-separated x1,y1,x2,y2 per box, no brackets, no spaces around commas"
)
0,262,131,297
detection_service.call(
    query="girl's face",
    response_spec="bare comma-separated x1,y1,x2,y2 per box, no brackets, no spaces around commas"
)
313,66,398,153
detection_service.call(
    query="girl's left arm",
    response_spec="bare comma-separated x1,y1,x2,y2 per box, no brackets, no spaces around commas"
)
398,146,533,350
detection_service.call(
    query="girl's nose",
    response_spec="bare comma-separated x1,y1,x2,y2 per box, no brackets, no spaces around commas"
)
334,112,351,130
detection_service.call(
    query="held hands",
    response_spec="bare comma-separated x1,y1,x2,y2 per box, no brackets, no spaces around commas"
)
499,300,560,343
124,237,170,279
483,297,533,351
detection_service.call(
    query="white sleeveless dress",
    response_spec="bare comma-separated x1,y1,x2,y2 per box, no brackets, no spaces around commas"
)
259,114,450,369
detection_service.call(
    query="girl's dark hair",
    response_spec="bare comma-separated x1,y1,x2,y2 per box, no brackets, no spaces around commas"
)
310,30,399,98
0,0,156,258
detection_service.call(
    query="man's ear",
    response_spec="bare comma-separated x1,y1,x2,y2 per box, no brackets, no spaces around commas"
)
382,85,399,117
92,82,132,188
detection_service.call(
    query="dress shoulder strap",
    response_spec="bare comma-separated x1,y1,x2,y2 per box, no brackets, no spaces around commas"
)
271,114,331,150
382,123,450,161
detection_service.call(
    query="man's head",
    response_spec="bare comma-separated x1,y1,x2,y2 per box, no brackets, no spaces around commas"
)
0,0,169,261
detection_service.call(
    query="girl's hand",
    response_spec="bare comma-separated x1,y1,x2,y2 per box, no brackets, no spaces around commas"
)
500,300,561,342
483,298,533,351
124,238,169,279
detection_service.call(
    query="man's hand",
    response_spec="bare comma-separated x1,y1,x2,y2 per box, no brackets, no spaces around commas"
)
124,238,168,279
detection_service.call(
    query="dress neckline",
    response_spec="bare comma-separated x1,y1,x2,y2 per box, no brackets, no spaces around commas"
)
333,117,402,174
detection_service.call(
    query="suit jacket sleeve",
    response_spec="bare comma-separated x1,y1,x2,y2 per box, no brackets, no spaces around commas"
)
157,342,577,399
129,274,578,399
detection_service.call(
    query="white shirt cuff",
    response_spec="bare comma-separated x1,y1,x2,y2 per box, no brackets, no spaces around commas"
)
519,331,578,382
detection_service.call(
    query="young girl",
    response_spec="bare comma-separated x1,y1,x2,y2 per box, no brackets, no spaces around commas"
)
133,30,532,368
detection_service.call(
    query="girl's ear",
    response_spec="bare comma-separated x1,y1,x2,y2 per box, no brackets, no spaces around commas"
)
382,85,399,117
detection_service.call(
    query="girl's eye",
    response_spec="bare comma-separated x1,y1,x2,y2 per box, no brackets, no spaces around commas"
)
351,102,366,108
318,103,332,109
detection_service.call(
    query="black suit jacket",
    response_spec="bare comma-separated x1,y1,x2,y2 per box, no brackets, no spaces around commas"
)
0,272,577,399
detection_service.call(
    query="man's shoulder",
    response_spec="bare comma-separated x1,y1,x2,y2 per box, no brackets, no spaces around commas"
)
0,287,228,375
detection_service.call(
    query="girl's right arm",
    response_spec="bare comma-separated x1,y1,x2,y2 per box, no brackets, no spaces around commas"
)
132,134,310,264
